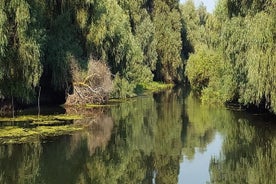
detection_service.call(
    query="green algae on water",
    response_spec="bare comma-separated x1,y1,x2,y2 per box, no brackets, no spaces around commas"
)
31,120,65,125
0,126,83,144
0,114,83,122
0,114,84,144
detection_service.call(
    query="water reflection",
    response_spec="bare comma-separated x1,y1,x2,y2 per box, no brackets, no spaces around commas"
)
0,143,41,184
179,133,223,184
182,93,276,184
209,118,276,184
0,89,276,184
180,93,234,183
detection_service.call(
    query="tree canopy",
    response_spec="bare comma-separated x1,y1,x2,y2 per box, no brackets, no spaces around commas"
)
1,0,275,114
0,0,188,107
184,0,276,113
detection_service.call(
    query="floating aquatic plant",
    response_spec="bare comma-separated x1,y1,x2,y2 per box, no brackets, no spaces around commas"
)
0,114,84,144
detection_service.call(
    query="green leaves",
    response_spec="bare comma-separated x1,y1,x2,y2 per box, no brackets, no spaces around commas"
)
184,0,276,112
242,12,276,109
85,0,154,97
0,0,188,103
0,0,43,102
0,6,7,83
186,46,235,104
219,11,276,110
154,0,183,82
0,6,7,57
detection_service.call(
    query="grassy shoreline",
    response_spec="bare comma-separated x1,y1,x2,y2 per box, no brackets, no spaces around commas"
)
135,82,174,94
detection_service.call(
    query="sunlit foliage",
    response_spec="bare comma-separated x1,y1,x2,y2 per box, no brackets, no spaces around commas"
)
153,0,184,83
0,0,188,104
184,0,276,112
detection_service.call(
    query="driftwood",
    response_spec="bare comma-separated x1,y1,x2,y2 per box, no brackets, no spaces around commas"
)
66,59,113,105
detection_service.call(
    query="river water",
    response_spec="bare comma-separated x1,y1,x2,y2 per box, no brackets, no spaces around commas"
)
0,88,275,184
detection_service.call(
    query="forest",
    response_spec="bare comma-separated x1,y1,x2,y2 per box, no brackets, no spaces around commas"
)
0,0,276,113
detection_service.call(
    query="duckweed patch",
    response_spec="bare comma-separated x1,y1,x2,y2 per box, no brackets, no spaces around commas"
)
53,114,83,120
0,126,83,144
31,120,65,125
0,114,84,144
0,114,82,122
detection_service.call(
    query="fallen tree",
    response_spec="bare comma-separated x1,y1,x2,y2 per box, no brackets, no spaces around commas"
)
66,59,113,105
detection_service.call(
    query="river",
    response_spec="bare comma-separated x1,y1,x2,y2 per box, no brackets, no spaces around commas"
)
0,88,275,184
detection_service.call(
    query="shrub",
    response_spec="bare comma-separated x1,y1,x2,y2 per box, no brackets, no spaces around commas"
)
186,46,236,104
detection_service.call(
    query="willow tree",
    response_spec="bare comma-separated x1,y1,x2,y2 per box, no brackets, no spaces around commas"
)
0,0,43,103
225,0,273,17
42,0,85,99
180,0,209,46
86,0,153,98
152,0,183,83
218,0,276,111
184,0,276,112
117,0,158,72
241,12,276,111
0,3,6,88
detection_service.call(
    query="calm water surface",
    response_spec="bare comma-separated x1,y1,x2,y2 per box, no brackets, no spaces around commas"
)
0,89,276,184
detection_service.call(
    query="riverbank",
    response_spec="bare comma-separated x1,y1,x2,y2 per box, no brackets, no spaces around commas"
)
0,84,174,144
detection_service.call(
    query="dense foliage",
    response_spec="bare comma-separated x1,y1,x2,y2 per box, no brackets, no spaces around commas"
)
0,0,43,103
184,0,276,113
0,0,188,107
1,0,275,114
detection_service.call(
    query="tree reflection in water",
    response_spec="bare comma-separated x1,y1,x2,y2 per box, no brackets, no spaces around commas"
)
0,143,41,184
0,89,275,184
210,118,276,184
182,92,276,184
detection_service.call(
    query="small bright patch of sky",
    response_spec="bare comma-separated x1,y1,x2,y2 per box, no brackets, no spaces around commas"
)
179,0,216,13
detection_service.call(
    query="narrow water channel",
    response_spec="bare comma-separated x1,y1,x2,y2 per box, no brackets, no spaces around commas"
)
0,88,275,184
